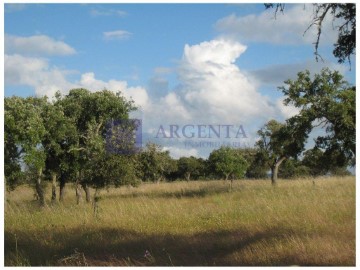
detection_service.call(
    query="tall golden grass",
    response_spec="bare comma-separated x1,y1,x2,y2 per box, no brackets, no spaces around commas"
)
4,176,355,266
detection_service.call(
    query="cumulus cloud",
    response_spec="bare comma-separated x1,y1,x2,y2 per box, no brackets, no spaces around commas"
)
103,30,132,40
139,39,283,157
177,39,275,124
78,72,149,108
4,54,75,97
215,4,338,46
4,55,148,107
5,34,76,56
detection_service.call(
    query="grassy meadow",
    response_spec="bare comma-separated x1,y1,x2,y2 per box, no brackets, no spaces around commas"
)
4,176,355,266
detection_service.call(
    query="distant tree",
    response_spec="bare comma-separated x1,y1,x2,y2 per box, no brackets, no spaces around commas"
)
163,157,178,181
233,148,268,179
302,147,350,177
245,151,269,179
265,3,356,64
177,156,204,181
256,119,310,184
301,148,328,177
208,147,248,190
278,158,310,179
137,143,173,183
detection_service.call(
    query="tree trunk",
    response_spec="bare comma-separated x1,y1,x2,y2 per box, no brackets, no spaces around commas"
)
93,189,101,217
75,182,82,205
35,168,46,207
59,177,66,202
82,183,91,203
230,179,233,192
51,173,57,202
185,172,191,182
271,157,287,185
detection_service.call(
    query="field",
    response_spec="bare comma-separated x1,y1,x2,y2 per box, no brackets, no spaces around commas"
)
4,176,355,266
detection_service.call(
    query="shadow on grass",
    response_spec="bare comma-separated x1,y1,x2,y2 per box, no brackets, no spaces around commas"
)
104,184,233,201
5,225,353,266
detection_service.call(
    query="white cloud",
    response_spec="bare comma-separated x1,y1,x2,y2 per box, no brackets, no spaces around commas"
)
90,8,127,17
177,39,275,124
215,4,338,46
276,97,300,119
78,72,149,108
5,34,76,56
148,77,169,99
4,54,75,97
103,30,132,40
138,39,282,157
4,55,148,107
163,146,199,159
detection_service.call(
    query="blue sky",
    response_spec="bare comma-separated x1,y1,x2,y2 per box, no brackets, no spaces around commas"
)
4,3,356,158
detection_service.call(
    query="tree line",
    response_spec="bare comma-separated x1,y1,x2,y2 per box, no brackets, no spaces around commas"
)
4,68,355,206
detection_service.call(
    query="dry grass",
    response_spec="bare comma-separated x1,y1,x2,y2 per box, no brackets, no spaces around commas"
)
4,176,355,266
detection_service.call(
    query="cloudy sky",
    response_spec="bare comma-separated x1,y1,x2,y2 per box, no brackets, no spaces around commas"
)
4,3,355,158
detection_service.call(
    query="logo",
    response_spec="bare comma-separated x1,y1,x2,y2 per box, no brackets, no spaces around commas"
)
105,119,142,155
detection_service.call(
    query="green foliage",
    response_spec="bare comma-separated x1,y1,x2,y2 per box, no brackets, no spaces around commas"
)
301,148,350,177
137,143,175,182
278,158,310,179
245,151,268,179
177,156,205,181
280,68,355,168
56,89,137,189
4,89,138,194
208,147,248,180
85,154,139,189
5,97,47,181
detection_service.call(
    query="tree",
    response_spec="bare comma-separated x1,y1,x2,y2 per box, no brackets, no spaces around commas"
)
278,158,310,179
208,146,248,190
245,151,268,179
41,97,77,202
279,68,355,170
177,156,204,181
256,119,310,184
265,3,356,64
5,96,47,206
232,148,268,179
137,143,173,183
302,147,350,177
56,89,136,203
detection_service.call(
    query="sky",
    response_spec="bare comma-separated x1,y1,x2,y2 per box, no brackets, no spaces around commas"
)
4,3,356,159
